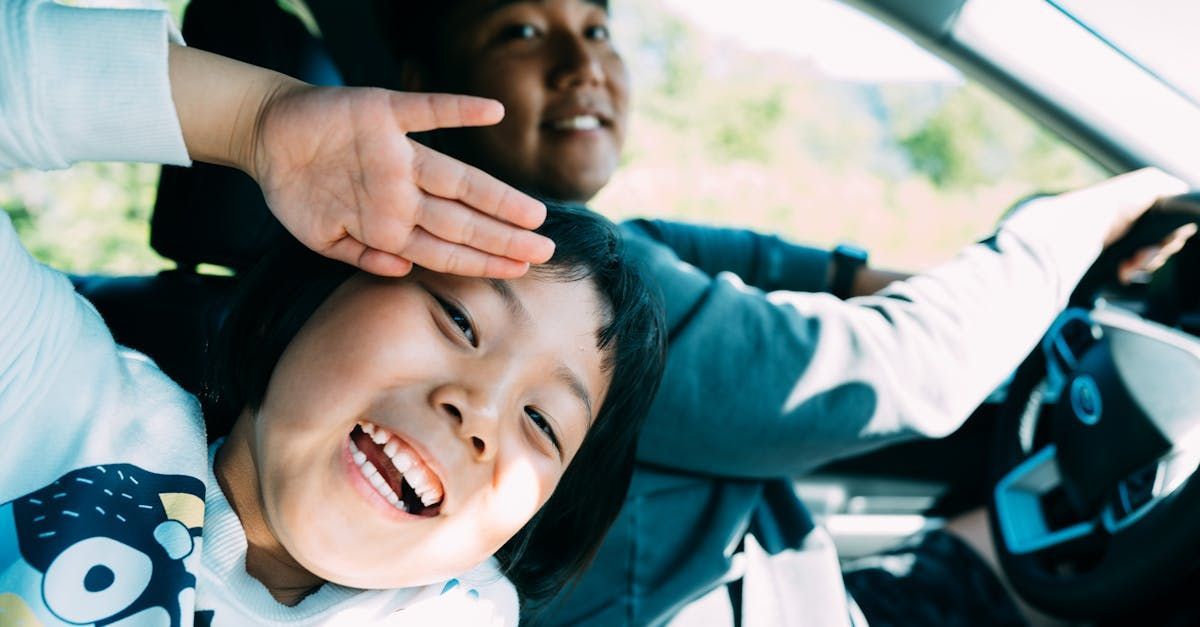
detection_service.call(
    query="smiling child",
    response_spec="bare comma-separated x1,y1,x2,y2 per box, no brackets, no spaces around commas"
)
0,200,665,625
198,204,665,620
0,1,666,624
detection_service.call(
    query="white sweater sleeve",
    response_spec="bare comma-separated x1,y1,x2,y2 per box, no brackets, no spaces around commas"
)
0,211,87,427
628,190,1120,477
0,0,190,170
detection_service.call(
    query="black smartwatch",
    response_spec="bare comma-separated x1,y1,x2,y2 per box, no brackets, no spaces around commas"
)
830,243,868,299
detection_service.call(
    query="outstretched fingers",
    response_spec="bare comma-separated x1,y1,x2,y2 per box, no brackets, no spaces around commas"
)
416,194,555,264
403,228,532,278
358,249,416,277
321,236,413,277
392,92,506,133
411,143,547,231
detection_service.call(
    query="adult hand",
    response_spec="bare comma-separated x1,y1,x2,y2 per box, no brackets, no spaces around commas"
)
1116,222,1197,284
170,44,553,278
249,85,554,278
1010,168,1190,284
1070,168,1193,284
1086,168,1189,248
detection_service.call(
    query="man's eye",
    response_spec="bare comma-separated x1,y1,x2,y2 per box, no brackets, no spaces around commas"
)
525,407,561,452
438,298,477,347
500,23,541,41
585,24,610,41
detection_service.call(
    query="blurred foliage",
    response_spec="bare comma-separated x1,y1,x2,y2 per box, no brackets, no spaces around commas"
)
897,83,1099,190
3,0,1106,275
0,164,170,273
594,0,1107,270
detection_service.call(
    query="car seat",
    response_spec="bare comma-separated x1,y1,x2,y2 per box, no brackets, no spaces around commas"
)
72,0,353,394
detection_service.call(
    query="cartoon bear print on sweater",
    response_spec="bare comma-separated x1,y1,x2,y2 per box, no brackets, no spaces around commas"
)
0,464,205,627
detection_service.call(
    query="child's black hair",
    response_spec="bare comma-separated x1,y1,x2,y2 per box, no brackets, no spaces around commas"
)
203,202,665,609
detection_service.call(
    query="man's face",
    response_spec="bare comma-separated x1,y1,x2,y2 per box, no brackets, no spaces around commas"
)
427,0,630,202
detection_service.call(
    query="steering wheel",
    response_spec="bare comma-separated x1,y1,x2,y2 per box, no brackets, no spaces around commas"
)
987,193,1200,620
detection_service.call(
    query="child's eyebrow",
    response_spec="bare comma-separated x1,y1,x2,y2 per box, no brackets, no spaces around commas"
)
486,278,594,423
554,363,594,425
486,278,532,323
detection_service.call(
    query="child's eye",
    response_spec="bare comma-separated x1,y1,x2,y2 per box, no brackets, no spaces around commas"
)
499,23,541,42
525,407,561,452
437,297,477,347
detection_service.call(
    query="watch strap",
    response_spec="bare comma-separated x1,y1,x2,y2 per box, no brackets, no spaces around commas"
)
831,244,868,299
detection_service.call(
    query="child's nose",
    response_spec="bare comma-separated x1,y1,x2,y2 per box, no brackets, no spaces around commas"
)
431,385,502,462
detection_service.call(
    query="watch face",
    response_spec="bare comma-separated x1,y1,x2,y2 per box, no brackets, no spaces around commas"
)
834,243,869,262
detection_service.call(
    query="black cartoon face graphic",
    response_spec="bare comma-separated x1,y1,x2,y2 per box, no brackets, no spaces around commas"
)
6,464,205,627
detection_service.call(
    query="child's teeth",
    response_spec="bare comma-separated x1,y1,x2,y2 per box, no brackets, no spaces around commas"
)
390,450,414,473
419,488,442,507
353,426,445,511
405,469,429,492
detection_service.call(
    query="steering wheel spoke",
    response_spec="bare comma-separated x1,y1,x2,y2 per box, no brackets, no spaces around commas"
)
1102,447,1200,534
995,444,1100,555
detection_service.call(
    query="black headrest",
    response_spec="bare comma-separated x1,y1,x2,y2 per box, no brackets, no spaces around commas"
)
150,0,343,271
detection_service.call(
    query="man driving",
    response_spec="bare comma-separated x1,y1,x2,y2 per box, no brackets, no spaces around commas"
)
375,1,1190,625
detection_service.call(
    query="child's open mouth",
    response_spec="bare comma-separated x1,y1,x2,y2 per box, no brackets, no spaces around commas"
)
348,422,444,517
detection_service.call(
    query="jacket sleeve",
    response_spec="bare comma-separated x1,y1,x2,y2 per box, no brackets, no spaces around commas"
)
623,197,1114,478
0,0,189,170
627,218,833,294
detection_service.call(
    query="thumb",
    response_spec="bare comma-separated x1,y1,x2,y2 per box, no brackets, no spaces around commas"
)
392,92,506,133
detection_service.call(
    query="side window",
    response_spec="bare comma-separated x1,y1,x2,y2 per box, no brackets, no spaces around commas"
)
0,164,171,273
596,0,1107,270
0,0,191,275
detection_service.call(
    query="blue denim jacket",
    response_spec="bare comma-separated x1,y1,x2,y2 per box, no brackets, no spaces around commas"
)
540,213,1096,624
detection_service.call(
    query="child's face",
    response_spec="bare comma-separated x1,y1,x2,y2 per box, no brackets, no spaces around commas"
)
428,0,630,202
248,270,609,587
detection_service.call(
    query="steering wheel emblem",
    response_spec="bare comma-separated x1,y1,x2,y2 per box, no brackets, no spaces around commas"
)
1070,375,1103,426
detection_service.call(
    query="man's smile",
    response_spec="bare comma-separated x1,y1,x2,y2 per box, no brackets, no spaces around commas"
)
541,99,615,134
547,114,602,131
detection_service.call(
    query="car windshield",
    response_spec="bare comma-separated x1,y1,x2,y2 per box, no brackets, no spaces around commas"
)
1051,0,1200,107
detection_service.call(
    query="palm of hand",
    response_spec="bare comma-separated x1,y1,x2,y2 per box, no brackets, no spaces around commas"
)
251,86,553,278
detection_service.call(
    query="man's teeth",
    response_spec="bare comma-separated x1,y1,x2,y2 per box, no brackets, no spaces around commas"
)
551,115,601,131
356,422,444,508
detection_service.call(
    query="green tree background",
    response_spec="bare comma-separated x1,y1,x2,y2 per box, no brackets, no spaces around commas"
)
1,0,1104,275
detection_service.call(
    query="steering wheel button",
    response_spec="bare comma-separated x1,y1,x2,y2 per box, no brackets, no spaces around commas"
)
1069,375,1102,426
